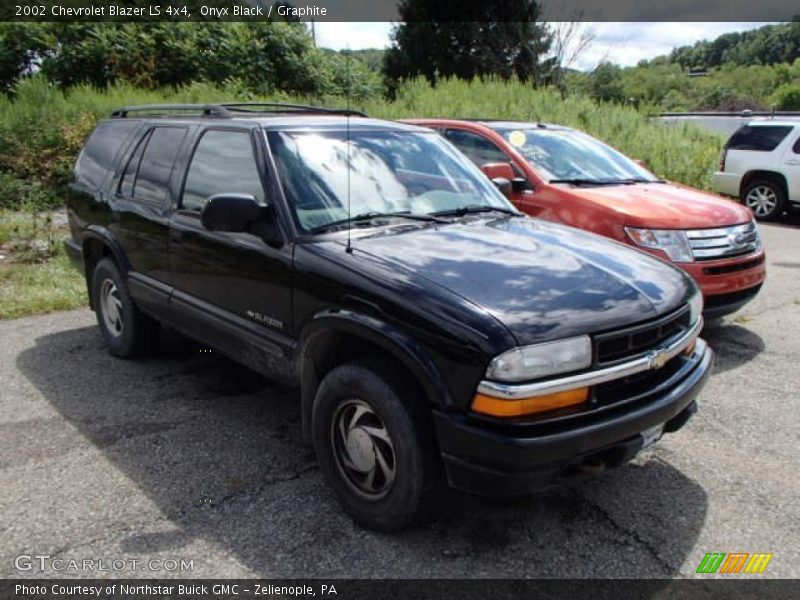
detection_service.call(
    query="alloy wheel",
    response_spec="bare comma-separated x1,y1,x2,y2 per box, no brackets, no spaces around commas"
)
745,185,778,217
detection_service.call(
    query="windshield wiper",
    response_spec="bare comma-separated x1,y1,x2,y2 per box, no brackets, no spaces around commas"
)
550,177,665,186
309,211,448,234
433,205,521,218
549,178,625,186
612,177,667,184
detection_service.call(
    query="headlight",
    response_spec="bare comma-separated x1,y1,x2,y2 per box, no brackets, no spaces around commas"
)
625,227,693,262
751,219,762,249
486,336,592,382
688,290,703,325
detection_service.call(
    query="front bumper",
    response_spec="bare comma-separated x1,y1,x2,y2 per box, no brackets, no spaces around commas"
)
433,340,713,497
703,284,763,320
679,250,765,318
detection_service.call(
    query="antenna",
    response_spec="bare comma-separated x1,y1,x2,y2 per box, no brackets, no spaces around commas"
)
345,47,353,254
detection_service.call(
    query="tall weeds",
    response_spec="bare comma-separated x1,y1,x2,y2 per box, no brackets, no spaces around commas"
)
0,76,725,211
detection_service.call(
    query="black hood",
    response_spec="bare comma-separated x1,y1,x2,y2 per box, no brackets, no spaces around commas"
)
340,216,694,346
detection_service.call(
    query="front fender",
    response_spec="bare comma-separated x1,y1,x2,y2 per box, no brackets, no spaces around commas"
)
296,309,454,441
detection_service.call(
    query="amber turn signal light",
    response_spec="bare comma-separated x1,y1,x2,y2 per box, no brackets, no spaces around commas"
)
472,387,589,418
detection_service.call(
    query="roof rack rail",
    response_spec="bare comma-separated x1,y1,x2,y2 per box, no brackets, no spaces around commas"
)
110,104,232,118
220,102,367,117
110,102,367,119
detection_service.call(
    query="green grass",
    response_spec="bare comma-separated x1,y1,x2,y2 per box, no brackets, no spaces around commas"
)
0,247,86,319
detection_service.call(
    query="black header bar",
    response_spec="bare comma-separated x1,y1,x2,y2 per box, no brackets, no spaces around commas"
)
2,1,798,23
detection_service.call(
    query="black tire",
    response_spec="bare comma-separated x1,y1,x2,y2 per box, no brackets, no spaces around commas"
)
90,257,160,357
742,178,787,221
311,358,442,531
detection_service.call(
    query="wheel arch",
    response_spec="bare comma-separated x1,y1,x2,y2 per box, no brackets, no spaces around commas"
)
740,170,788,199
82,227,131,309
296,310,452,442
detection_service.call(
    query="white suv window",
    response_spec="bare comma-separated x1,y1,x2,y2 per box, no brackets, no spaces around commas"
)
726,125,794,152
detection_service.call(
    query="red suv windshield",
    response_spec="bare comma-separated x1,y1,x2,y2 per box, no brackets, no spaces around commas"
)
492,126,659,184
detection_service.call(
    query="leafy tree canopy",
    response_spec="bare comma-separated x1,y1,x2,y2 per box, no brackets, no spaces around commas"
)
384,0,553,92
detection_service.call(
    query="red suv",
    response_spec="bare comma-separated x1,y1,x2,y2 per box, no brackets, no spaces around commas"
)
404,119,766,319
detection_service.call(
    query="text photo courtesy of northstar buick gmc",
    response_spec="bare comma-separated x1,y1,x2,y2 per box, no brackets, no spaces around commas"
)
65,104,712,530
404,119,766,320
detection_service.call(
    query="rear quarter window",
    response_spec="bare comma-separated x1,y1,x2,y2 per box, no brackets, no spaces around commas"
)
74,120,141,190
726,125,793,152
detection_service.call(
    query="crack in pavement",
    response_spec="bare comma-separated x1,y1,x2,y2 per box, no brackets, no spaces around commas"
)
571,483,675,576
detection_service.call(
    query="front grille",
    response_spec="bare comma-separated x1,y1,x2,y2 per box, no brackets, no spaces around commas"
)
593,306,690,366
687,222,760,261
593,353,685,407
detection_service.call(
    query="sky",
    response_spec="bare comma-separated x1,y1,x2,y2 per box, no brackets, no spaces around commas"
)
312,22,774,71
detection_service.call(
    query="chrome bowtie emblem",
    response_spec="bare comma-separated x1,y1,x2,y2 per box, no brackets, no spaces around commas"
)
648,348,670,370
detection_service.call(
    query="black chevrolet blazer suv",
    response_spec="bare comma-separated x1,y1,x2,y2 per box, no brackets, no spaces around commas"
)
65,103,713,530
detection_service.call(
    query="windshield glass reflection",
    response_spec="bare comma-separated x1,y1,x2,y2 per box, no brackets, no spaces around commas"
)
493,127,659,183
269,130,512,232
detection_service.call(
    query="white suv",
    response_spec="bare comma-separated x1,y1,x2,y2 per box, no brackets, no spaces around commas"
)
713,120,800,221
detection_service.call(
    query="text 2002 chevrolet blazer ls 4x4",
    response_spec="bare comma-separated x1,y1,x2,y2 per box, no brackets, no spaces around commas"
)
65,104,713,530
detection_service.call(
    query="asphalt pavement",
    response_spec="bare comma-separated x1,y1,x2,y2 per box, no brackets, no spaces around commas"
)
1,219,798,579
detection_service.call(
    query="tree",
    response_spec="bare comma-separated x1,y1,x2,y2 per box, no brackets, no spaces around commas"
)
590,62,625,103
0,23,49,94
0,22,378,98
770,83,800,110
384,0,552,94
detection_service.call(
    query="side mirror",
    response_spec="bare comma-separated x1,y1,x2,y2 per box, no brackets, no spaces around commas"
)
511,177,530,193
201,194,283,248
201,194,263,232
491,177,513,197
481,162,529,196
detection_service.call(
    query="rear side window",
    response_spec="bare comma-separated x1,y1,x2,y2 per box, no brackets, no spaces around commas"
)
726,125,793,152
74,120,140,190
793,134,800,154
181,130,264,212
134,127,188,205
119,131,150,198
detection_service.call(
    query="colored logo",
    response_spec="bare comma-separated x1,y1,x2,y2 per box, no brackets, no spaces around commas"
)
696,552,773,574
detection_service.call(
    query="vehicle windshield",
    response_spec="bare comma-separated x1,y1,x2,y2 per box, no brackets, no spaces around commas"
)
493,126,659,184
268,129,513,233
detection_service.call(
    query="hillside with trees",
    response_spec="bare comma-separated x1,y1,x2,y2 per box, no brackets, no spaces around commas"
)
0,21,380,98
573,21,800,111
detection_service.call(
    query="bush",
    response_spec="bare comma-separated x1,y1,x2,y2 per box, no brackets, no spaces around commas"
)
770,83,800,110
